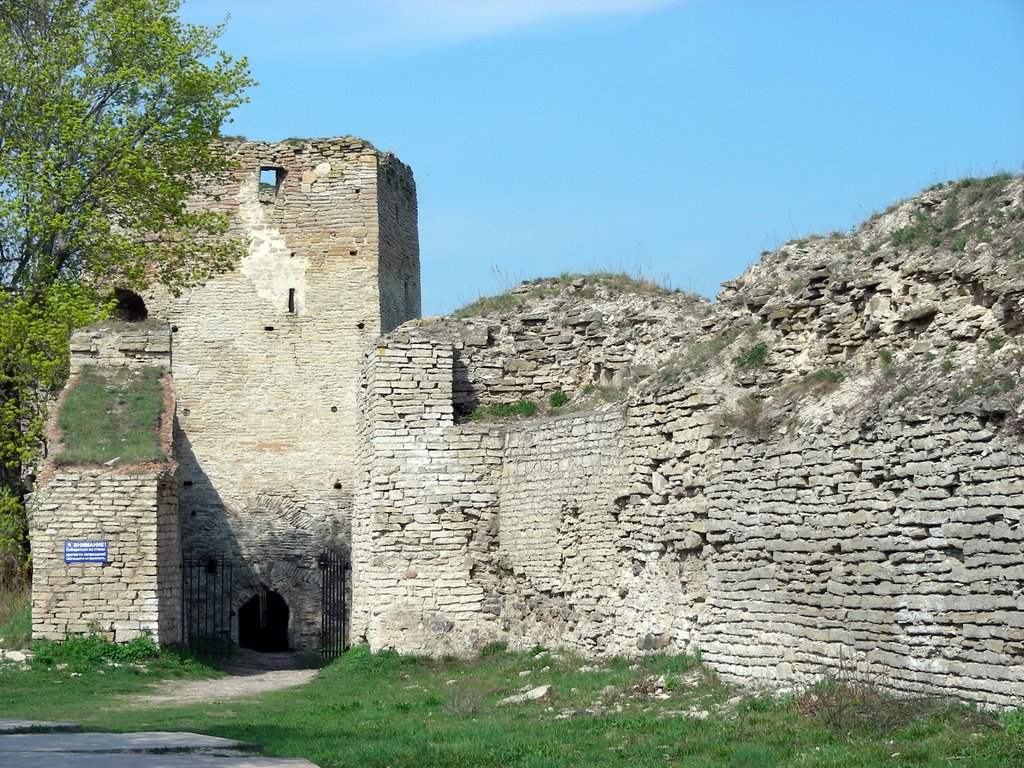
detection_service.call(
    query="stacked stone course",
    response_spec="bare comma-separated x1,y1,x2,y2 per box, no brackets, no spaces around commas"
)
31,469,180,644
354,176,1024,707
353,322,505,654
144,138,419,649
450,280,709,414
69,323,171,372
355,322,1024,707
32,333,180,644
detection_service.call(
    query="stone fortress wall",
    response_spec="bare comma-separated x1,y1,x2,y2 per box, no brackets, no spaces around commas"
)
31,328,180,644
29,140,1022,709
140,137,420,649
354,177,1024,708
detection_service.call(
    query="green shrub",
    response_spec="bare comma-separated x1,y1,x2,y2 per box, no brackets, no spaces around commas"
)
30,632,159,670
478,640,508,658
0,586,30,648
548,390,568,408
733,342,769,370
470,398,537,421
720,395,769,438
808,367,845,385
778,367,846,402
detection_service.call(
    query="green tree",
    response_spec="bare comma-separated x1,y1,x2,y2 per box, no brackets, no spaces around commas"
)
0,0,253,580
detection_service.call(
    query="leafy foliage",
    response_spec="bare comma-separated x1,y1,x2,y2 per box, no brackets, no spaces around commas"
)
0,0,253,574
733,341,769,370
0,0,253,296
548,389,568,408
30,632,160,670
0,283,99,582
0,584,31,647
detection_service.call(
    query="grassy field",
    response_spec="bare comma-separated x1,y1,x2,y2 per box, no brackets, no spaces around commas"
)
55,365,166,466
0,637,1021,768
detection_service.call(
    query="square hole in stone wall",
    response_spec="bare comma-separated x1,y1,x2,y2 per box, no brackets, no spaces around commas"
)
259,167,284,202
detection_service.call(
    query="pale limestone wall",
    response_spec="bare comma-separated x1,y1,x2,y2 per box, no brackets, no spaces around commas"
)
353,323,504,654
699,413,1024,708
354,323,1023,708
496,392,716,657
449,282,709,417
69,322,171,372
497,411,641,650
145,138,419,649
30,468,181,644
377,153,421,332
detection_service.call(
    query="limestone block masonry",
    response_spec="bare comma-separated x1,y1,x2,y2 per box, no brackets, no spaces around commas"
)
31,468,181,644
353,323,505,654
352,171,1024,710
32,329,180,644
145,138,420,650
355,323,1024,709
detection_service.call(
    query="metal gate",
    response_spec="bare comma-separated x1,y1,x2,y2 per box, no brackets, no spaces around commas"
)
182,554,233,658
319,549,350,658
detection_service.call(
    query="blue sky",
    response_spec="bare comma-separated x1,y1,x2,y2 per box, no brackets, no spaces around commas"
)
180,0,1024,316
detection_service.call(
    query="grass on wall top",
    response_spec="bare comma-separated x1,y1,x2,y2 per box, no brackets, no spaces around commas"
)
55,365,166,466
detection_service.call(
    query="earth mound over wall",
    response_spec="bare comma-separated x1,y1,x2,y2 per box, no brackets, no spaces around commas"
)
355,175,1024,708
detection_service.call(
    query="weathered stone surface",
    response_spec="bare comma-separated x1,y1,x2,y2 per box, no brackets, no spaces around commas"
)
353,175,1024,709
145,138,419,649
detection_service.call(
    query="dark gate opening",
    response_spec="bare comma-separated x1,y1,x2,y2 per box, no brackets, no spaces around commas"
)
319,549,350,658
238,588,290,652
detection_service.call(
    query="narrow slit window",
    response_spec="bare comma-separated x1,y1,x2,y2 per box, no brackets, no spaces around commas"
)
288,288,296,314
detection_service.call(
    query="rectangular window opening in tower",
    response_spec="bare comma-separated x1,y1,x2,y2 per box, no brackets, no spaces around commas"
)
288,288,296,314
259,167,284,203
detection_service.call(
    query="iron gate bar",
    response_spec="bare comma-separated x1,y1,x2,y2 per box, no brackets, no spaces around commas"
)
320,549,350,658
181,555,233,659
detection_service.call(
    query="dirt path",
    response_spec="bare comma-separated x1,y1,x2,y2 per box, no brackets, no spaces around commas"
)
128,650,323,707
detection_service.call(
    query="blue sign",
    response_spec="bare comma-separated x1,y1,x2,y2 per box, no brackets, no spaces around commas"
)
64,540,108,564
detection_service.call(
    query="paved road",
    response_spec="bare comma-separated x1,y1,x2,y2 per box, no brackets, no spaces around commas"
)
0,721,319,767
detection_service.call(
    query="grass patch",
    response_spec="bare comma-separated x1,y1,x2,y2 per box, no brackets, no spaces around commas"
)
454,270,683,318
56,366,166,466
778,367,846,401
453,290,528,318
469,398,537,421
0,646,1018,767
733,342,769,370
651,325,744,390
0,586,30,649
720,395,770,438
876,173,1017,254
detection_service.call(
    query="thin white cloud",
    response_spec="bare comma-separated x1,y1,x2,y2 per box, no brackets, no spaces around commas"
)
382,0,686,46
188,0,688,59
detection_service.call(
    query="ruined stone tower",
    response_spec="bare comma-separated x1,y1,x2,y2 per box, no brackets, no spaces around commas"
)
146,137,419,650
